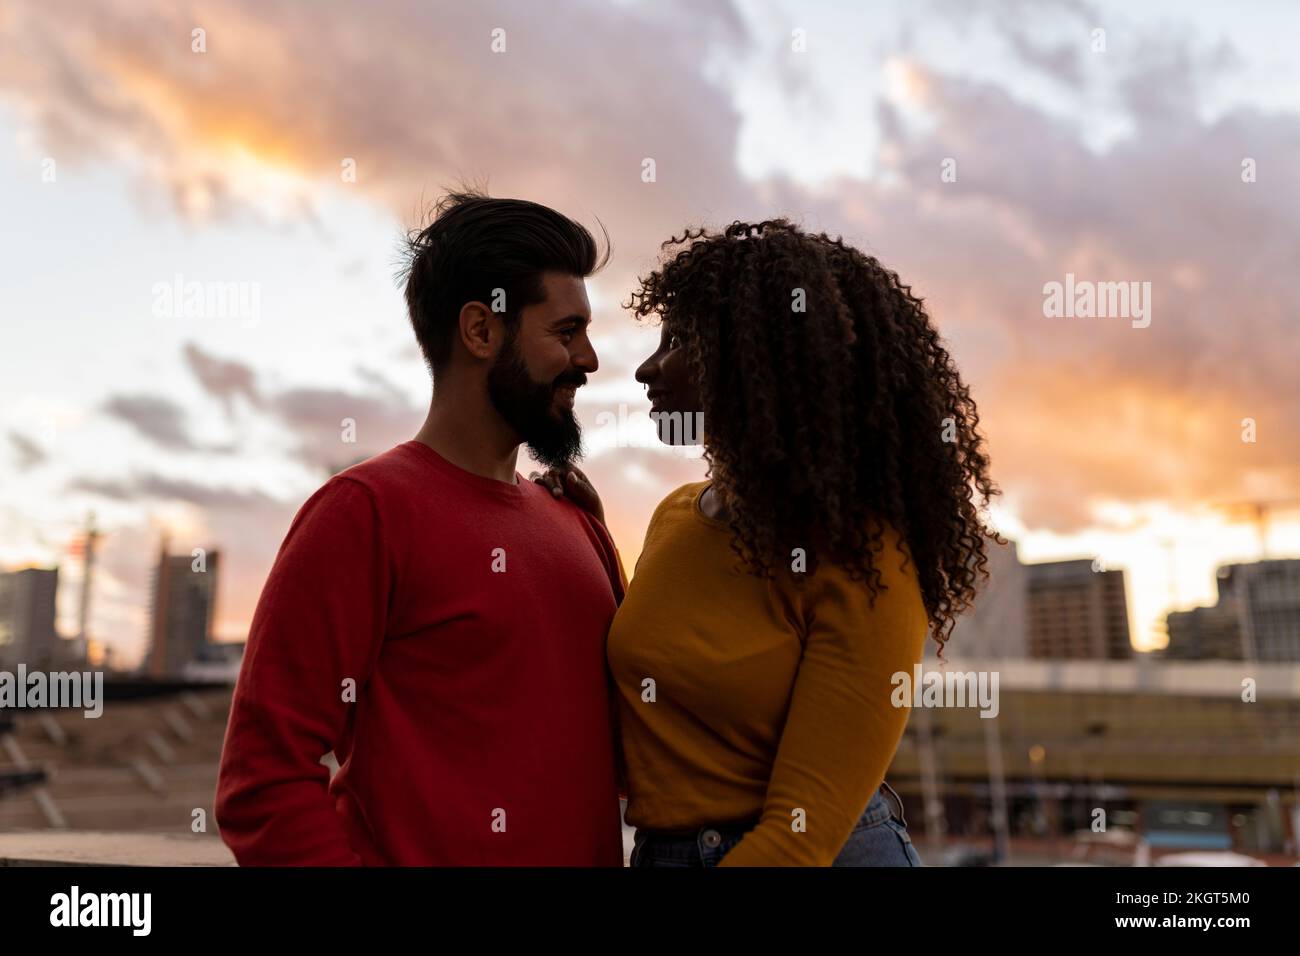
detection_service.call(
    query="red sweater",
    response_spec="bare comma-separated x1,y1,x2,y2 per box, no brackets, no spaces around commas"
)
215,440,627,865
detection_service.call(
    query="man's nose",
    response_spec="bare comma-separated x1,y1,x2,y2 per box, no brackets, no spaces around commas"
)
573,337,598,373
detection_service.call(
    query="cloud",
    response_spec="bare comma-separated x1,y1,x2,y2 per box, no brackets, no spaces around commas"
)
745,47,1300,532
69,473,281,512
8,431,46,470
10,0,1300,661
269,385,421,474
580,444,711,562
102,394,197,451
0,0,757,283
11,1,1296,540
183,341,261,412
66,471,304,661
355,366,410,404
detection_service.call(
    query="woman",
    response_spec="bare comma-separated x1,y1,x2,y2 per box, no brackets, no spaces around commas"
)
539,219,1000,866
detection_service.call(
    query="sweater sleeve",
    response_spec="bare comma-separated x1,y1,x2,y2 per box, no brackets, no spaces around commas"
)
215,476,390,865
611,545,629,598
717,546,929,867
580,512,630,798
608,539,630,799
579,510,627,604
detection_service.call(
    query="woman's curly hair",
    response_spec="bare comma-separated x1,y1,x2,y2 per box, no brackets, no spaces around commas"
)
626,219,1003,657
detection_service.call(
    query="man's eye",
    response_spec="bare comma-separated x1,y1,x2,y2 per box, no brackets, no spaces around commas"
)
559,327,576,340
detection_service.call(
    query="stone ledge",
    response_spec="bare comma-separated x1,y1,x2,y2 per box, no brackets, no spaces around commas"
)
0,831,235,866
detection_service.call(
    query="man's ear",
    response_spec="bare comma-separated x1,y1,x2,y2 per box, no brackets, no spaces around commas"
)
457,301,499,361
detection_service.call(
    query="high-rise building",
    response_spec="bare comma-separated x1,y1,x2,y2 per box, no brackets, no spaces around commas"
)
1025,559,1132,659
0,567,61,666
145,544,220,678
1163,604,1242,660
936,536,1028,659
1215,559,1300,662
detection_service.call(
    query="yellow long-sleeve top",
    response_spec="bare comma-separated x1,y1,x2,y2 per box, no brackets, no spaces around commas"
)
607,481,930,867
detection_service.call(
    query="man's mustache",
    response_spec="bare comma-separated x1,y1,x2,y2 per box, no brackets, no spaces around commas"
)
553,373,587,389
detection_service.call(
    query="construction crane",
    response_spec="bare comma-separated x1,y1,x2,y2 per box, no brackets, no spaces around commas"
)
1206,498,1300,662
1210,498,1300,560
66,511,101,667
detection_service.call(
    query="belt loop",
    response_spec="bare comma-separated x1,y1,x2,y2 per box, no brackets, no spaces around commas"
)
881,780,907,827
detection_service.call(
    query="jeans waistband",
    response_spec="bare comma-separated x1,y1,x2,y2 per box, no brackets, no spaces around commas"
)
636,781,908,843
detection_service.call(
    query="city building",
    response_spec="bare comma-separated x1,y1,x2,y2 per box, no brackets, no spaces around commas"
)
1026,559,1133,660
1217,560,1300,662
1163,604,1242,660
145,545,220,678
888,659,1300,861
934,536,1028,659
0,567,62,667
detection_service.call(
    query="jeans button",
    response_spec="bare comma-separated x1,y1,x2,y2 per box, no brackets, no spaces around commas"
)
701,829,722,848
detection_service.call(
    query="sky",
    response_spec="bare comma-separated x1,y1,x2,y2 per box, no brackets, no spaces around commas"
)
2,0,1299,666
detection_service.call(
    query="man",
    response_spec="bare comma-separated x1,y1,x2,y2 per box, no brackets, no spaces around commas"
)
215,191,626,865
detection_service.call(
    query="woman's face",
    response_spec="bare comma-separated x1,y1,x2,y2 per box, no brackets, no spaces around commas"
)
634,322,704,445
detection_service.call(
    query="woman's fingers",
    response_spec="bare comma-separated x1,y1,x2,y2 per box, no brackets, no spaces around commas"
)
564,469,605,523
529,466,604,523
531,467,602,516
530,469,565,497
566,470,594,495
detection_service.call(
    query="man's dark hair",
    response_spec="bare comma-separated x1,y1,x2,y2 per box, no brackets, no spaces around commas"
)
400,190,609,374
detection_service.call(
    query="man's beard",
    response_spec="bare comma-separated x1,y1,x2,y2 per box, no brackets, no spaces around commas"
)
487,330,584,471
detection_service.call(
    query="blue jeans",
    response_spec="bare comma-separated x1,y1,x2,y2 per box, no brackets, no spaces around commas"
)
629,781,922,867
